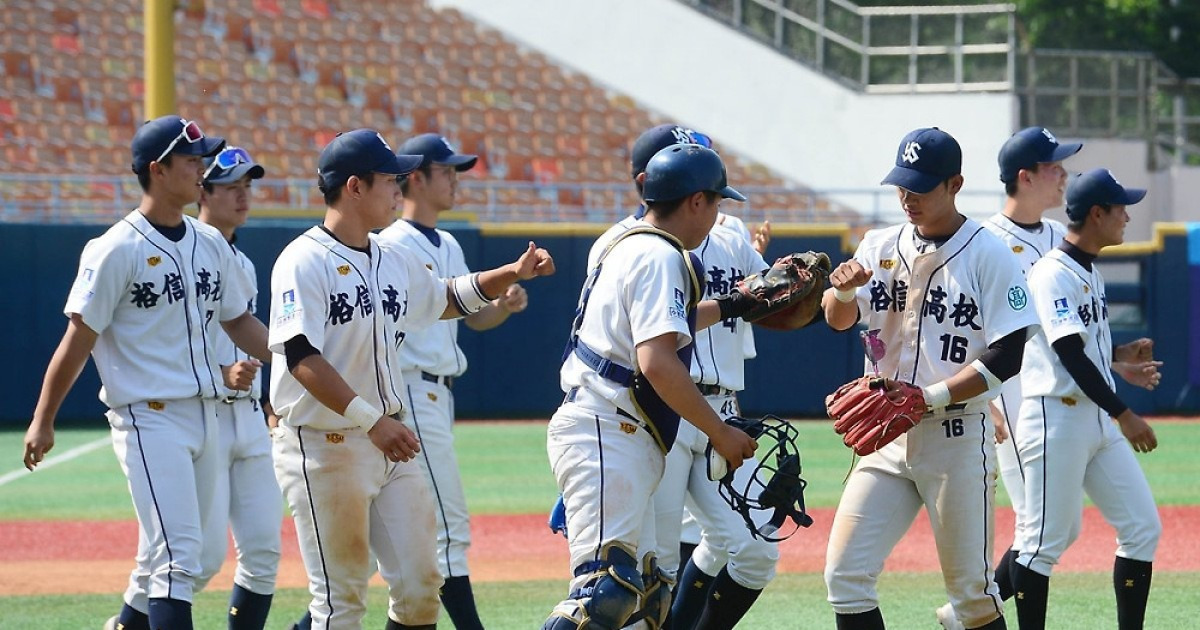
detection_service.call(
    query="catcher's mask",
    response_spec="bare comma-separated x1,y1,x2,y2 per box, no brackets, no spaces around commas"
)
706,415,814,542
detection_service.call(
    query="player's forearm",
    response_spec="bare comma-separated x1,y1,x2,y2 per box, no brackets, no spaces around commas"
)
463,301,512,331
694,300,722,331
821,289,859,331
33,316,98,426
441,270,517,320
289,354,363,418
222,312,271,363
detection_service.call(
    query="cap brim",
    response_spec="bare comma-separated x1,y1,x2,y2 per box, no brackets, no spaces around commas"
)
720,186,746,202
384,153,425,176
881,166,942,194
1046,142,1083,163
439,153,478,172
1119,187,1147,205
176,136,226,158
207,162,265,185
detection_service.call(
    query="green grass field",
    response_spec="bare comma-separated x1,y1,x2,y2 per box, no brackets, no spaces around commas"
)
1,420,1198,628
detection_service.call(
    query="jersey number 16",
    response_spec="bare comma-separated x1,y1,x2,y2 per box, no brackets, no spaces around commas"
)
938,334,969,364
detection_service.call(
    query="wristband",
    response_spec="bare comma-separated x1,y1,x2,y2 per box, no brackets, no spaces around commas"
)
450,273,492,315
343,395,382,431
716,291,750,320
921,382,952,410
834,287,857,303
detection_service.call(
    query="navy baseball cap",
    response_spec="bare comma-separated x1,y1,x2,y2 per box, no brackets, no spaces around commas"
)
131,115,225,173
880,127,962,194
630,124,710,178
1065,168,1146,221
998,127,1083,183
317,129,423,191
398,133,478,171
203,147,265,185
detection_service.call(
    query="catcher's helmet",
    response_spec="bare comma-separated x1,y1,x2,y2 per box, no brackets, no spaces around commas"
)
706,415,814,542
641,144,746,203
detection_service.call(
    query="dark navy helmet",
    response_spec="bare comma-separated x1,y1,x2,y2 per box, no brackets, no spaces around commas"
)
641,144,746,204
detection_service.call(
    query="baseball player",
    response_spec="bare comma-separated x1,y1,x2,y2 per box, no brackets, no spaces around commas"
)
542,144,758,630
936,126,1083,630
22,115,271,630
268,129,553,630
1012,168,1163,630
377,133,527,630
821,127,1038,630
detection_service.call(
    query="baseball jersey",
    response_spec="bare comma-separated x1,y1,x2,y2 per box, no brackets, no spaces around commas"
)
268,227,447,430
1020,249,1115,399
213,246,261,400
562,232,694,417
65,210,254,408
847,218,1038,400
586,212,641,271
690,227,768,391
377,220,471,376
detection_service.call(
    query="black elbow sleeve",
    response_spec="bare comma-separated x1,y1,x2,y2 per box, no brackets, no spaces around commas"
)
284,335,320,372
979,327,1027,382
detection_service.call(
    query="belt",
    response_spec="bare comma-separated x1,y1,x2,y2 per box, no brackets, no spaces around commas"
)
219,396,239,404
697,383,734,397
564,386,642,425
420,371,454,388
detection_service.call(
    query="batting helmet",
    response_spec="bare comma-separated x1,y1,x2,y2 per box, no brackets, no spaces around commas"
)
641,144,746,204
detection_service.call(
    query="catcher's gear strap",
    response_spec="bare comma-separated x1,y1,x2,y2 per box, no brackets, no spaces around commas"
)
1052,334,1129,418
976,326,1029,382
625,554,674,628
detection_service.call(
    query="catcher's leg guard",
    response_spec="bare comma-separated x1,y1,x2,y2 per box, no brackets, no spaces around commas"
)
628,552,674,629
542,545,644,630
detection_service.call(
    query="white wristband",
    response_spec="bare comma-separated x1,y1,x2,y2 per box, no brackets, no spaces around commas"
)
834,287,857,303
451,273,492,315
921,382,952,410
343,396,383,431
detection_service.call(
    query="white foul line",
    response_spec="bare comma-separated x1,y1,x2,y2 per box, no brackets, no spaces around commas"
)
0,437,109,488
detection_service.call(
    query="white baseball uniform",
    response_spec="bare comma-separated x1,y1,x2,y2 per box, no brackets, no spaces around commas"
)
981,213,1066,552
376,219,475,580
824,218,1038,628
65,210,253,606
550,228,696,592
268,226,447,629
652,226,778,591
1015,248,1161,577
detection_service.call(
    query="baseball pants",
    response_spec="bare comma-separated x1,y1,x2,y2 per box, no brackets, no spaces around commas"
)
993,389,1029,552
404,373,472,579
1016,396,1161,577
653,393,778,589
273,424,443,630
825,405,1004,628
109,398,220,605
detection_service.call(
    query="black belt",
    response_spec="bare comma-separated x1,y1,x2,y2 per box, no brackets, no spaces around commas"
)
697,383,734,397
564,386,640,424
421,372,454,388
939,403,968,413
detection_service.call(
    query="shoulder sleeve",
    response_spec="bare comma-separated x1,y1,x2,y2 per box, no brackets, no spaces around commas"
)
65,235,130,334
974,233,1039,344
625,240,692,347
268,242,330,354
399,245,449,331
1028,261,1087,345
218,240,255,322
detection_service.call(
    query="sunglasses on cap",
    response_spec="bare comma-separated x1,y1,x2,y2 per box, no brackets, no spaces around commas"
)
204,146,253,180
689,131,713,149
155,119,206,164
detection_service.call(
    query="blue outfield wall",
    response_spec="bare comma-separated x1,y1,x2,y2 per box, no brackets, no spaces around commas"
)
2,222,1195,427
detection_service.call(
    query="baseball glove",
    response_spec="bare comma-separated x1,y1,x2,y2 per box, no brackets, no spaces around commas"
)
825,377,926,456
730,251,831,330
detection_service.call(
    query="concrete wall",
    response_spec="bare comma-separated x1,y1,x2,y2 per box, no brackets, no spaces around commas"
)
432,0,1016,217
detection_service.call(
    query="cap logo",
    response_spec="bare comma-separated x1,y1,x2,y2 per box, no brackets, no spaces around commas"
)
670,126,693,144
375,133,392,151
1041,128,1058,144
902,142,921,164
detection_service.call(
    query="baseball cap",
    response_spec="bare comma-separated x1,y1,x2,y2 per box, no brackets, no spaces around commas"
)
317,129,423,191
1064,168,1146,221
203,146,265,185
998,127,1083,183
131,115,225,173
630,124,710,178
397,133,478,171
880,127,962,194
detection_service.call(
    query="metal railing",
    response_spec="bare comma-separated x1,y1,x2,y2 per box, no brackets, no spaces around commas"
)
0,174,1006,228
677,0,1017,93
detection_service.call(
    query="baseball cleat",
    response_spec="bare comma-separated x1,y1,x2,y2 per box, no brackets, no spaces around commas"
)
936,603,965,630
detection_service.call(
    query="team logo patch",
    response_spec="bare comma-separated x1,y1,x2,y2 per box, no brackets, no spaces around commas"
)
1012,245,1024,254
668,288,687,320
147,401,165,411
1007,286,1028,310
1083,285,1090,294
326,433,345,444
427,392,438,402
879,259,895,270
337,264,351,276
1063,397,1077,407
147,256,161,267
620,422,637,435
425,263,433,270
1054,297,1070,317
902,141,921,164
